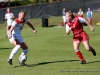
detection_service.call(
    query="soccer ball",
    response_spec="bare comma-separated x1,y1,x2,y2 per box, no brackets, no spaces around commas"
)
19,55,27,64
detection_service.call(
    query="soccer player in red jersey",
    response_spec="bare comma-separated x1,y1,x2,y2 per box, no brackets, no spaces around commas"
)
7,10,37,65
65,11,96,64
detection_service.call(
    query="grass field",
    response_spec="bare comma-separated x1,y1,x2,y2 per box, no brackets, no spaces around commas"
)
0,12,100,75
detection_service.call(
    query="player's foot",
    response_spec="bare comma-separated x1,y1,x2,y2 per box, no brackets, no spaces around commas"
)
80,61,86,64
91,48,96,56
7,59,12,65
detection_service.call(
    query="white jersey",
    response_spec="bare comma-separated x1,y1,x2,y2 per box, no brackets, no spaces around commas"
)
5,12,14,20
12,18,27,34
5,12,14,26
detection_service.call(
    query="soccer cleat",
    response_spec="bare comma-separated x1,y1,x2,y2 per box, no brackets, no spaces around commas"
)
92,49,96,56
7,59,12,65
80,61,86,64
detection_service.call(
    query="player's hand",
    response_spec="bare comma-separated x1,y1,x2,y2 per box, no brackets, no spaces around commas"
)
90,26,94,31
33,30,37,34
8,32,12,39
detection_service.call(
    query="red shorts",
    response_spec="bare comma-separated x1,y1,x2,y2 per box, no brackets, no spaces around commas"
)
73,31,89,42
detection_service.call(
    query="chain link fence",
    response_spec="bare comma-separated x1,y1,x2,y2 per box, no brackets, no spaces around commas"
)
0,0,100,22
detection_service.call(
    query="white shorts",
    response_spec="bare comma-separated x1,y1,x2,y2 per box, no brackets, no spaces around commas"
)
7,19,13,26
62,16,66,23
9,34,24,43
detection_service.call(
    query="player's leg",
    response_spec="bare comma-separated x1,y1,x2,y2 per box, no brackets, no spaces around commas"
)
83,40,96,56
7,35,21,65
90,18,92,25
18,42,28,65
88,18,92,25
17,35,28,56
73,41,86,64
87,18,90,24
62,16,66,26
17,35,28,65
20,42,28,56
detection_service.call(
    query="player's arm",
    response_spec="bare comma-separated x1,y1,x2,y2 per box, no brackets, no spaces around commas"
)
11,13,15,20
86,20,94,31
66,24,71,35
8,21,16,39
26,21,37,34
6,25,11,31
5,15,7,20
79,17,94,31
8,25,15,39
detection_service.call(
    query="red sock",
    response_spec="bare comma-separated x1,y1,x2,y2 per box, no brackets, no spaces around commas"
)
76,51,85,61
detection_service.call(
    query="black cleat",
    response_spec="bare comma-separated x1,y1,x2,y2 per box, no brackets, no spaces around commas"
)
92,49,96,56
7,59,12,65
80,61,86,64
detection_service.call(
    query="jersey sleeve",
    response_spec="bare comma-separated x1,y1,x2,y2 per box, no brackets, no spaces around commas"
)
66,24,71,32
12,21,17,27
78,17,86,23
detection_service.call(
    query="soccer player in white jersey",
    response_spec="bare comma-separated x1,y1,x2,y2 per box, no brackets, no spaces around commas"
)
5,8,14,36
7,10,37,65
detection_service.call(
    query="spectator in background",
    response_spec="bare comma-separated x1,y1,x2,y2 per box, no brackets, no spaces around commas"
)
78,8,83,17
5,8,14,37
61,8,66,26
87,8,92,25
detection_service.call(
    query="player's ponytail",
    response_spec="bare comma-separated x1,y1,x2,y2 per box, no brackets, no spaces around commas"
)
68,10,75,18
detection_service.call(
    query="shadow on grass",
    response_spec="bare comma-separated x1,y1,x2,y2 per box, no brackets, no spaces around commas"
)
87,60,100,64
14,60,100,68
14,60,79,68
0,47,13,50
49,25,58,27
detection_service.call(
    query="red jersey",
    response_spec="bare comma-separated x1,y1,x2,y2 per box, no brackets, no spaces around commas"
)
67,17,83,35
66,17,89,42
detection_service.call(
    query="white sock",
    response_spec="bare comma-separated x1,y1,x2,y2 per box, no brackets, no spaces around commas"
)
9,45,21,59
21,49,28,56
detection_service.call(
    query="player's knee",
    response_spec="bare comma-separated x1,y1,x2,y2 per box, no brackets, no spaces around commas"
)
21,44,28,49
16,45,21,48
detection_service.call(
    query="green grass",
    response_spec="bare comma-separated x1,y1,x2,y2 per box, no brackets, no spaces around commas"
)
0,12,100,75
0,26,100,75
